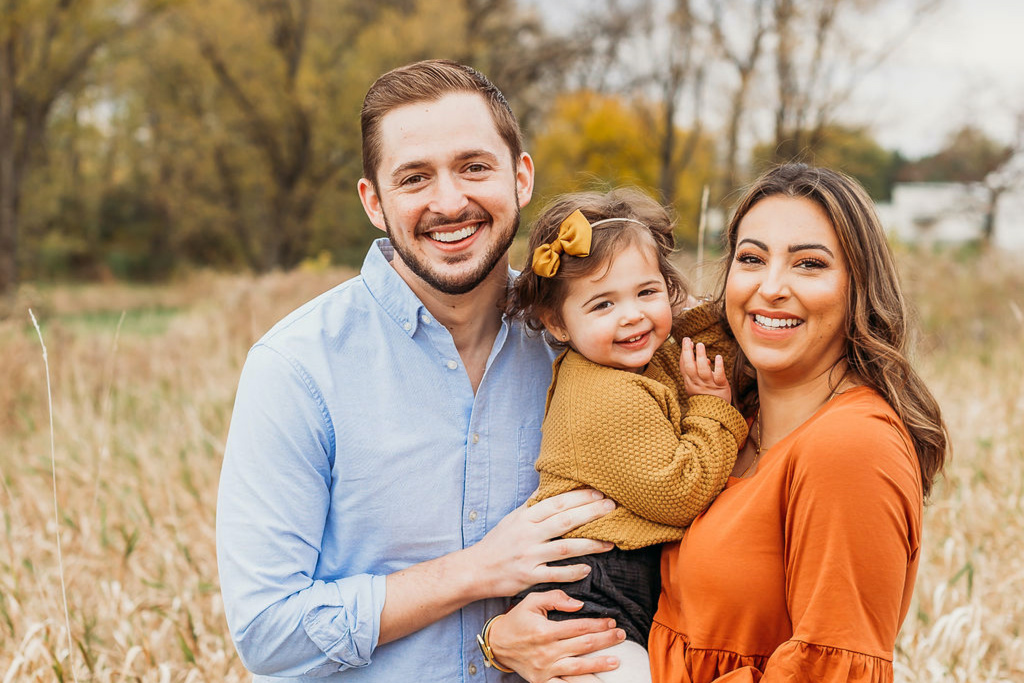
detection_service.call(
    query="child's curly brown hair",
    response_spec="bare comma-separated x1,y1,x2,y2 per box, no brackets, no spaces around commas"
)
506,187,689,342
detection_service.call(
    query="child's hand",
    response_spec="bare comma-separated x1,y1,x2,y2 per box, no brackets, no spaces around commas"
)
679,337,731,403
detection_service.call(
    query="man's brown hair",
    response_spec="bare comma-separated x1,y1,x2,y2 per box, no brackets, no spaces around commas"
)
360,59,523,188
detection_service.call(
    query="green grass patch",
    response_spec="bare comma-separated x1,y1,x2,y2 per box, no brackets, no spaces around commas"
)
54,306,183,336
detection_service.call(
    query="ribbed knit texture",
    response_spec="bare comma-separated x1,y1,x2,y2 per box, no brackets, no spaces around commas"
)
531,303,748,549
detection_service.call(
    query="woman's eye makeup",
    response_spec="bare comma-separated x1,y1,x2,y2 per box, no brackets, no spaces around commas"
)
735,252,764,265
734,250,830,269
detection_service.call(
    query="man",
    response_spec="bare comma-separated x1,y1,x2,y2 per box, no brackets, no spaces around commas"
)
217,60,623,682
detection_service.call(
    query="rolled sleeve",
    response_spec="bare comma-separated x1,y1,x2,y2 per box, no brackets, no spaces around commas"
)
301,575,387,675
218,345,386,676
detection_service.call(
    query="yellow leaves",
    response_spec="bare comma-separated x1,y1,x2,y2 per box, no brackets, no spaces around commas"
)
352,0,470,75
530,90,717,241
535,90,658,192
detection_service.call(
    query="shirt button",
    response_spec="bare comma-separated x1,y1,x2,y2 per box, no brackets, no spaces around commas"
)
446,360,458,370
468,663,478,675
402,321,412,331
468,510,478,522
421,314,431,324
472,433,480,444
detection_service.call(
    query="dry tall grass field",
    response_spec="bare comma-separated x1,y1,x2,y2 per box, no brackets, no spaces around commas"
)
1,247,1022,682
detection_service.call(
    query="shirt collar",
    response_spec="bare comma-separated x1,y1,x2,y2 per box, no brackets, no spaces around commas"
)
360,238,517,339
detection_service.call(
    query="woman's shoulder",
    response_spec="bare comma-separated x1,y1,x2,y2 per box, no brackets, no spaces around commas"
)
803,386,904,440
789,386,921,493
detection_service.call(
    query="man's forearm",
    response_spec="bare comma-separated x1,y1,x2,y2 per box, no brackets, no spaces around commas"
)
379,490,616,645
378,547,482,644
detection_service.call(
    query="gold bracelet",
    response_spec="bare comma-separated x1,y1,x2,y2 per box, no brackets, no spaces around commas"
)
476,613,515,673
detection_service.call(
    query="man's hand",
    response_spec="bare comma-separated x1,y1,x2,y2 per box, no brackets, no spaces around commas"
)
488,590,624,683
378,489,615,645
679,337,731,404
464,489,616,598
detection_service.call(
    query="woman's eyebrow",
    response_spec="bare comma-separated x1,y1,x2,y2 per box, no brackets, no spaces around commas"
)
737,237,834,258
737,237,768,250
788,243,835,257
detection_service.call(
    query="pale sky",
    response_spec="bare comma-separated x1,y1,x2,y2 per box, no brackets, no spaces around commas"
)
855,0,1024,156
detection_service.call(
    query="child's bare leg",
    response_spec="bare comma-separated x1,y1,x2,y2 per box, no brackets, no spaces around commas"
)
563,640,652,683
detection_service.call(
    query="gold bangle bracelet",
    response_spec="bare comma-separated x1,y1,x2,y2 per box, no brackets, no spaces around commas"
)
476,613,515,673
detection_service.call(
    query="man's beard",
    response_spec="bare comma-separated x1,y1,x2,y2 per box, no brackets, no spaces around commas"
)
383,203,519,296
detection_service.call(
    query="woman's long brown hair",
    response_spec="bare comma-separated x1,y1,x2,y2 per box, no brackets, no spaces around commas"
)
719,164,949,499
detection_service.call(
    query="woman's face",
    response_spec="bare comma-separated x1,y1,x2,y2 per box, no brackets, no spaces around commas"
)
725,195,850,386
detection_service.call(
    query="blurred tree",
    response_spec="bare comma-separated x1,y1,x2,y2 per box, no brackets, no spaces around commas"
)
455,0,597,135
708,0,769,198
563,0,713,215
898,125,1015,184
183,0,360,271
0,0,165,314
89,0,596,273
552,0,940,215
900,121,1023,247
648,0,707,208
752,123,900,199
531,89,716,243
766,0,943,165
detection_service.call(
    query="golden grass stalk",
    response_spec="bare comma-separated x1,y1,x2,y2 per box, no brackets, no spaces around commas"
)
29,308,78,683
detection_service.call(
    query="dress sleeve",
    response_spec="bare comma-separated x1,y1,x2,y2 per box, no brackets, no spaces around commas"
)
760,407,923,681
216,344,386,677
563,373,746,528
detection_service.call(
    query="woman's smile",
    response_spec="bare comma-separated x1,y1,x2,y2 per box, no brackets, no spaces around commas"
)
751,313,803,330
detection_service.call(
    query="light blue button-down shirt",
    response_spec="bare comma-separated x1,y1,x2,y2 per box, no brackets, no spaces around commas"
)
217,239,558,681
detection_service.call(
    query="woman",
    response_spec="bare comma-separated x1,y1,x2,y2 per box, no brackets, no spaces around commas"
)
648,163,948,681
488,164,947,682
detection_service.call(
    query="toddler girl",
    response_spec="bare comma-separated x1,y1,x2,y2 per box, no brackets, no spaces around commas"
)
505,188,748,682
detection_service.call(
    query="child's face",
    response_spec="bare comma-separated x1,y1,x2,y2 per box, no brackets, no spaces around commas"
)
544,242,673,372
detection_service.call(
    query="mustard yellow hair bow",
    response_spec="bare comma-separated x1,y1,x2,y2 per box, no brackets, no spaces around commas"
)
532,209,592,278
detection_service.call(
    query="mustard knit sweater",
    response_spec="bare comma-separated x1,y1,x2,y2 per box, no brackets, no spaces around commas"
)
531,303,748,550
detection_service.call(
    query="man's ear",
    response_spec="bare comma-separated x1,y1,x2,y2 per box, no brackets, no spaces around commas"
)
516,153,535,209
358,178,387,233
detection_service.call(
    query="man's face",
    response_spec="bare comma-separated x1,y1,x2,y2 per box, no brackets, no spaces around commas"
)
358,92,534,296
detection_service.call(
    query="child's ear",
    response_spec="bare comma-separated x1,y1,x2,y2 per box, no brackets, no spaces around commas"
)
540,312,569,343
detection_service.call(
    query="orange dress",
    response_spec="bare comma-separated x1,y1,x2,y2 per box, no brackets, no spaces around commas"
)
649,387,922,683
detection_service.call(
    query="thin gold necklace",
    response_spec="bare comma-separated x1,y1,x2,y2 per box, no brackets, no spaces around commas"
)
738,409,763,478
739,380,849,478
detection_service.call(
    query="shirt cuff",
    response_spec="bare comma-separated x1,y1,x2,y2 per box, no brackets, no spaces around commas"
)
300,573,387,675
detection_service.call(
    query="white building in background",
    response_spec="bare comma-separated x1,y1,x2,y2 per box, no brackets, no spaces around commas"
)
877,181,1024,251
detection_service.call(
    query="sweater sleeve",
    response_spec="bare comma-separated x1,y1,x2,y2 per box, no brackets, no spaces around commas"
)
758,407,922,681
558,369,746,528
672,303,732,358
